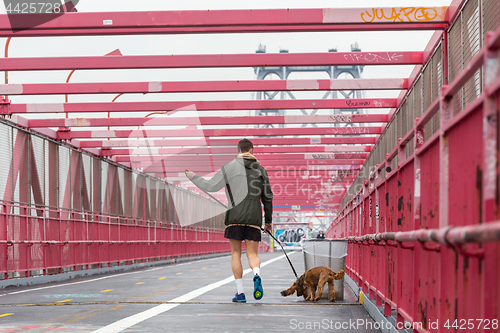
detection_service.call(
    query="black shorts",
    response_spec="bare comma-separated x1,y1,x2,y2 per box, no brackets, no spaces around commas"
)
224,225,262,242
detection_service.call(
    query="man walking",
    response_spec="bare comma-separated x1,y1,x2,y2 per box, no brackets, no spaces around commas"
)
186,139,273,303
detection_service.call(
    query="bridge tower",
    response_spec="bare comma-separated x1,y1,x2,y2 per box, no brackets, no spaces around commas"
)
252,43,366,128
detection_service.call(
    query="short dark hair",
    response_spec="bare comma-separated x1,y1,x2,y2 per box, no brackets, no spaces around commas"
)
238,138,254,153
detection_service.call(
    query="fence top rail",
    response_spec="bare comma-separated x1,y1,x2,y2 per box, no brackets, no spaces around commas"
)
342,220,500,246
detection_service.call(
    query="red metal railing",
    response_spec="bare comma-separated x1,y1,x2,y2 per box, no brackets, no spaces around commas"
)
327,16,500,333
0,202,268,279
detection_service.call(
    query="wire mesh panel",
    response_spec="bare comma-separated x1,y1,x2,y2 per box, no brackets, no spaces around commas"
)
449,15,464,115
483,0,500,42
82,153,92,213
31,136,46,210
463,0,482,108
422,64,433,115
11,129,21,214
0,125,13,203
58,146,71,210
413,77,422,121
100,162,109,215
401,100,409,141
302,239,348,300
431,42,444,103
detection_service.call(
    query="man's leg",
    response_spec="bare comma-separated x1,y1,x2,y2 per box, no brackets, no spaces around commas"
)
244,239,261,270
230,239,243,279
245,239,263,300
229,239,246,302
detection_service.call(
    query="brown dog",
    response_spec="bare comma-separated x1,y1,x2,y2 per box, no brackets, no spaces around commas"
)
280,266,345,302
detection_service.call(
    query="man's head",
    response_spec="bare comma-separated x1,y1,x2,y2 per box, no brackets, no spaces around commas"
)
238,138,254,154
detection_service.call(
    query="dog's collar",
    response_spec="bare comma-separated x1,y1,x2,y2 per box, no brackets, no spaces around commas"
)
296,278,303,288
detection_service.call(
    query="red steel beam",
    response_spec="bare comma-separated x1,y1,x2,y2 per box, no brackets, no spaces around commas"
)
11,98,397,114
117,153,367,162
146,167,360,174
160,169,360,178
0,79,408,96
0,7,448,36
0,24,449,38
138,162,365,173
0,52,423,72
80,137,378,148
137,160,365,169
65,126,382,139
28,114,389,128
97,146,372,156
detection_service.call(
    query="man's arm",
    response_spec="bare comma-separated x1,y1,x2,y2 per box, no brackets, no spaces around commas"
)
261,168,273,229
188,169,225,193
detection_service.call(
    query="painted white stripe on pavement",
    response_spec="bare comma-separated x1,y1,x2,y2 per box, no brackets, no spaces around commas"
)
0,254,226,297
92,253,293,333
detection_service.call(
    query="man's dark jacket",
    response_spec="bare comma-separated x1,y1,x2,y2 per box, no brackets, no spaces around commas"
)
191,155,273,228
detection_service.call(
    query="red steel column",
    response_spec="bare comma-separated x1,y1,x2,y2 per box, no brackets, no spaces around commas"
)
439,85,452,228
439,84,453,326
482,31,500,330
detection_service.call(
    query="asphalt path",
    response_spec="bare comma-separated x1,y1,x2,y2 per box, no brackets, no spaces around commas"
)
0,251,379,332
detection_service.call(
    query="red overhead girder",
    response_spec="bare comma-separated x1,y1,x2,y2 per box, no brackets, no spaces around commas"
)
0,24,449,38
136,162,364,173
0,78,408,96
10,98,397,114
63,126,382,139
95,146,372,156
79,137,378,148
118,153,367,163
28,114,389,128
0,52,423,72
0,7,449,37
159,169,360,178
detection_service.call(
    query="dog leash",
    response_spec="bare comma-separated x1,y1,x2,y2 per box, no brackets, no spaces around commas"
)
261,228,301,284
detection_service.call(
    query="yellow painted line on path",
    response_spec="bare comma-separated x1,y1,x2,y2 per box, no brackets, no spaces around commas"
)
135,282,144,285
159,277,166,280
176,272,182,275
0,313,13,317
100,289,113,293
201,267,207,270
56,299,73,303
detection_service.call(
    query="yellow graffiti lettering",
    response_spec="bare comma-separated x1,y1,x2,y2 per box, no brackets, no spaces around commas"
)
414,8,438,21
360,7,439,23
400,7,415,22
361,9,375,23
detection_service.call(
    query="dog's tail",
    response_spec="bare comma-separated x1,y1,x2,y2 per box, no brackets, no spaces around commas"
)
332,269,345,280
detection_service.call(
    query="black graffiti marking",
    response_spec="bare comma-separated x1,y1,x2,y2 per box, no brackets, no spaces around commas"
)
312,154,335,159
346,100,371,107
329,115,352,123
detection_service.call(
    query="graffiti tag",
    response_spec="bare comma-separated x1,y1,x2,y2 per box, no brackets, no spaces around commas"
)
343,52,404,63
329,114,352,123
361,7,439,23
346,100,371,107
